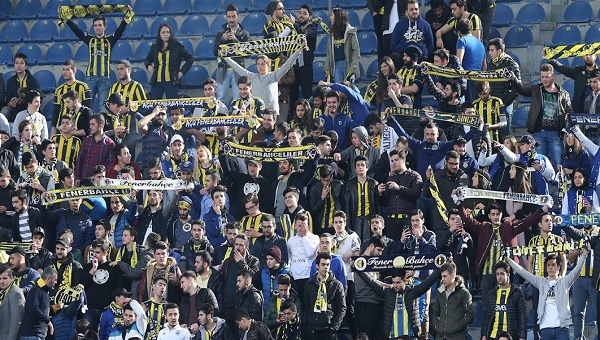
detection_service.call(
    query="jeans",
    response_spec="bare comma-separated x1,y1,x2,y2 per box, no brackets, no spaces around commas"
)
480,273,497,311
532,130,563,167
479,7,495,44
353,217,371,244
573,276,598,340
216,68,240,104
345,280,357,339
501,103,513,139
356,301,382,340
334,60,347,83
151,81,179,99
540,327,570,340
86,75,110,112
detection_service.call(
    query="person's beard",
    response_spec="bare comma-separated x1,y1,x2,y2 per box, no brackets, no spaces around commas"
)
179,212,189,219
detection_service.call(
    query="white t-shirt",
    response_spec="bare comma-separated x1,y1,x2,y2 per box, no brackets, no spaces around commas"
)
539,280,561,329
334,231,361,280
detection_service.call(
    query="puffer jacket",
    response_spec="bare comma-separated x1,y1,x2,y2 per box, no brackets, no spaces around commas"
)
237,320,271,340
259,264,291,310
510,80,572,137
14,267,41,296
432,276,475,340
196,317,231,340
179,287,219,324
106,202,138,248
487,53,521,106
302,271,346,331
237,284,264,322
325,24,360,78
357,270,440,338
48,208,93,252
481,284,527,340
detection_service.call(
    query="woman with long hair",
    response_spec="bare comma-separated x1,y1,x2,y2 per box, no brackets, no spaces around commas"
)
193,144,220,186
478,135,518,192
562,168,600,214
364,56,396,107
145,23,194,99
464,169,493,221
324,8,360,83
505,161,534,267
291,98,312,135
560,131,591,179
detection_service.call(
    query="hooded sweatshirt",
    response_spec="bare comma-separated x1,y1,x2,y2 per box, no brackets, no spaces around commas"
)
391,16,435,59
197,317,231,340
337,126,380,179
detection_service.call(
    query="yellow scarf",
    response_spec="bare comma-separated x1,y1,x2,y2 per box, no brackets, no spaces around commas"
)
0,281,14,306
54,261,72,290
313,273,329,313
144,298,165,340
116,245,139,267
333,231,349,254
491,52,507,67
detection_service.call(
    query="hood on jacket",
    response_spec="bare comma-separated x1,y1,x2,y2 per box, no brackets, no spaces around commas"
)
437,274,465,293
352,126,369,148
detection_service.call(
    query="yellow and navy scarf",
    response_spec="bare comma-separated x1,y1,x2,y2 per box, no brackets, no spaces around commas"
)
54,261,72,290
313,273,329,313
0,281,14,306
116,245,139,267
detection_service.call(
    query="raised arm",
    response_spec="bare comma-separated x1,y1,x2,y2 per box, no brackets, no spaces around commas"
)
224,57,251,77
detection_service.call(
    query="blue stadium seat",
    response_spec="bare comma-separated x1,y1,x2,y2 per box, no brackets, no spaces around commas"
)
358,32,378,55
149,16,179,36
0,0,12,20
110,69,117,85
551,25,581,45
74,44,88,62
0,21,28,43
253,0,272,12
44,42,73,64
562,79,575,98
17,44,43,64
316,35,328,57
506,52,521,68
247,63,258,73
180,15,210,36
360,13,375,31
14,0,43,19
515,3,545,24
4,71,15,88
58,18,86,40
111,41,133,62
181,65,209,88
234,0,253,12
346,9,360,27
105,0,131,5
489,27,501,40
192,0,220,14
28,20,59,42
313,60,326,84
538,58,568,75
512,105,529,128
58,69,85,83
241,13,268,35
358,63,365,80
0,44,12,65
133,40,153,62
34,70,57,93
366,59,379,79
210,15,227,34
133,0,161,16
131,67,149,86
504,25,533,48
195,38,217,60
123,17,148,39
43,0,73,18
560,1,594,23
571,56,586,67
42,101,54,121
76,0,99,5
344,0,367,7
179,39,194,56
163,0,191,15
285,0,310,9
89,17,117,35
492,4,513,27
585,23,600,44
313,10,331,29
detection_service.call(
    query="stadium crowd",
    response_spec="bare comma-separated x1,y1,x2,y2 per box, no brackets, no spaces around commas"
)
0,0,599,339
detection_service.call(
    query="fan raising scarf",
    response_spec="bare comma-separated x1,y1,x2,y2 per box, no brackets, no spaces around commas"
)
224,142,317,162
313,273,329,313
387,107,481,127
58,5,134,28
116,245,138,267
0,281,14,306
420,62,511,82
455,187,553,206
217,35,307,57
543,42,600,59
429,173,449,223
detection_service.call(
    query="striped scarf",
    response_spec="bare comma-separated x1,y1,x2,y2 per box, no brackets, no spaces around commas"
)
116,245,138,267
0,281,14,306
313,273,328,313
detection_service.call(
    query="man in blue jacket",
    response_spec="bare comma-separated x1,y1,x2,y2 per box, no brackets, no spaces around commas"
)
20,266,57,340
319,90,359,150
7,245,40,297
310,233,347,289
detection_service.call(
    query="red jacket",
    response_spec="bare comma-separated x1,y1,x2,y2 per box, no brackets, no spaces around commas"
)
458,205,541,272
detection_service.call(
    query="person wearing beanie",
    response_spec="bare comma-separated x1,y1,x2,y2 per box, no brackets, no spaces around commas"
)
254,245,290,311
391,0,434,64
166,196,194,252
396,45,426,109
333,126,380,179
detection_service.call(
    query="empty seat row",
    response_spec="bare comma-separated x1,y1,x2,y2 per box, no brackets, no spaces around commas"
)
491,23,600,48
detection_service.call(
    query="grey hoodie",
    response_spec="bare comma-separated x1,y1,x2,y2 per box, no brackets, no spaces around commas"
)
196,317,229,340
507,254,586,328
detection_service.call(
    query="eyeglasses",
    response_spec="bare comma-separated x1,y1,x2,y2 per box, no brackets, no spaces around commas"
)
276,7,285,10
245,204,257,211
447,162,459,167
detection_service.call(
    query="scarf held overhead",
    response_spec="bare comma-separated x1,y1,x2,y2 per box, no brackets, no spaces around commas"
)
421,62,511,82
218,34,307,57
387,107,481,127
543,42,600,59
352,253,451,272
58,4,134,28
224,142,317,162
504,239,587,257
43,186,133,205
554,213,600,227
105,179,193,191
128,97,217,115
172,115,260,131
456,187,552,206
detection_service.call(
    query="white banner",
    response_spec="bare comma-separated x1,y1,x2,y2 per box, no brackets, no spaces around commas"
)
104,179,194,191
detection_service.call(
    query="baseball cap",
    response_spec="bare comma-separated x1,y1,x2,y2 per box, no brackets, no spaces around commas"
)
112,287,133,298
107,93,125,106
170,134,184,145
7,246,26,257
180,161,194,173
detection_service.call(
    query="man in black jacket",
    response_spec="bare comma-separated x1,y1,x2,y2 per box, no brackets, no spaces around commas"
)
136,189,168,244
179,270,219,335
20,266,57,340
357,267,441,339
481,261,527,340
0,165,16,239
213,4,251,103
344,155,380,241
195,250,225,313
288,4,318,121
235,308,271,340
303,252,346,339
1,53,40,122
236,269,264,322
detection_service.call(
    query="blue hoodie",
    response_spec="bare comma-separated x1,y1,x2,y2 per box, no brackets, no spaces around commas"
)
391,16,435,59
